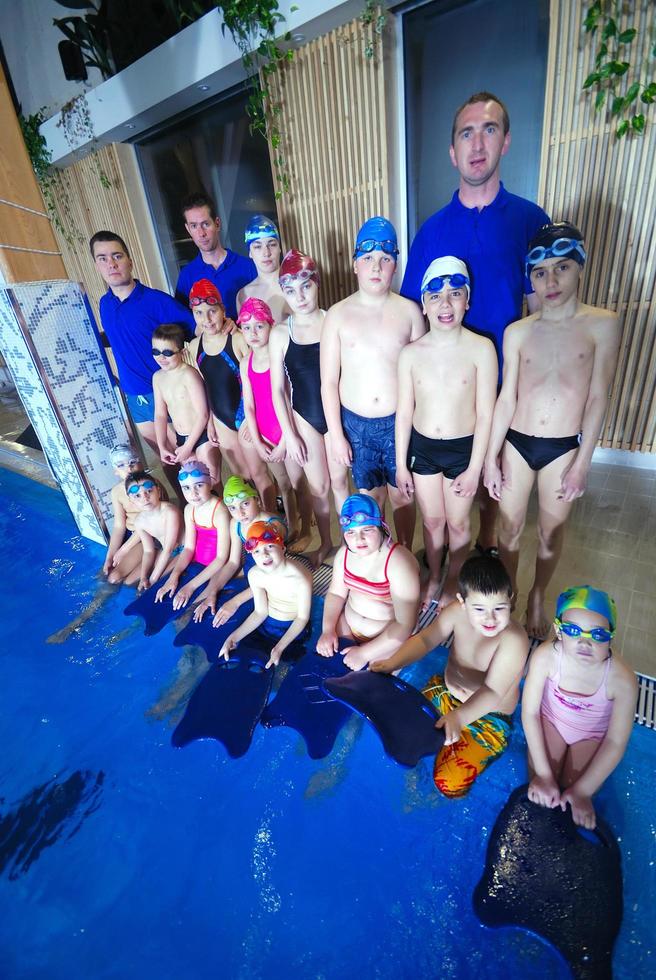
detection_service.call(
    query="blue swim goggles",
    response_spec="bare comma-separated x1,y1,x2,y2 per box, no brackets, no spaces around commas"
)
555,618,614,643
127,480,156,495
422,273,469,294
179,468,210,482
526,238,587,270
353,239,399,259
339,511,381,530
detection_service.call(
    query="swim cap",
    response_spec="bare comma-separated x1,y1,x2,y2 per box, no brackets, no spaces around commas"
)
421,256,471,298
243,519,285,552
245,214,280,244
110,443,140,467
526,222,586,276
223,475,259,504
189,279,224,308
236,297,275,326
353,216,399,260
279,249,320,288
556,586,617,632
339,493,383,532
178,460,211,484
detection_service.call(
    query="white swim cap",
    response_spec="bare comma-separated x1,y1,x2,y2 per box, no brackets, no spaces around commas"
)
421,256,470,297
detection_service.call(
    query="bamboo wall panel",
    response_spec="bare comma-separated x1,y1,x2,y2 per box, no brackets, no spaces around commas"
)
265,18,391,308
538,0,656,452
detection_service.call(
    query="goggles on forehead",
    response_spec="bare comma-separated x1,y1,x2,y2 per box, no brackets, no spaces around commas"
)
423,273,469,294
243,528,284,552
127,480,156,495
115,457,140,467
224,490,256,505
555,618,614,643
526,238,586,268
353,239,399,258
151,348,178,358
189,295,222,308
339,511,381,530
179,468,210,483
279,268,317,287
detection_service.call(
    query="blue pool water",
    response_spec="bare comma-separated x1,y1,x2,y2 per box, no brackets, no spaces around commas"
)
1,467,654,979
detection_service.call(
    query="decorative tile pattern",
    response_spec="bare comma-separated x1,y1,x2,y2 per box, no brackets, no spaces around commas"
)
0,281,132,545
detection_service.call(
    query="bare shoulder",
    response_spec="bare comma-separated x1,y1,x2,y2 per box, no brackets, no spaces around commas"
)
389,291,419,316
580,304,620,336
270,322,288,349
325,294,352,324
508,312,538,339
463,328,496,359
388,542,420,577
497,619,530,658
526,638,557,676
609,655,638,698
288,557,313,586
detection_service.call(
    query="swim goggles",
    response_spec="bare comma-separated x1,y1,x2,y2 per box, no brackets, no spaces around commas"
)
224,490,255,505
189,295,222,308
422,273,470,294
178,468,210,482
353,239,399,258
526,238,587,267
339,512,380,530
127,480,156,495
243,528,284,552
151,348,178,358
555,618,614,643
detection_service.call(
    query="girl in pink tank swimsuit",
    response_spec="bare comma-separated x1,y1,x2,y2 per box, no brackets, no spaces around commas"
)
522,586,637,829
237,297,311,548
155,461,231,610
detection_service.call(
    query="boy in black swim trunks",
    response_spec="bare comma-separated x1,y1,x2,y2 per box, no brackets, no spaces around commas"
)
484,222,620,638
396,257,497,611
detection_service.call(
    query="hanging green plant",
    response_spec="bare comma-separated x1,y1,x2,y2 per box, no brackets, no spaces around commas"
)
582,1,656,138
57,94,111,188
361,0,387,60
19,109,81,247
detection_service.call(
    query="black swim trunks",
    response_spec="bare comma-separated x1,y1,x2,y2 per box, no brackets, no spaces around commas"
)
408,429,474,480
341,406,396,490
505,428,580,471
175,430,210,452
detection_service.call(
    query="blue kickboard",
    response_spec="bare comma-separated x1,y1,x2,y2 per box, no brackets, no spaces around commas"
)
473,784,622,980
323,671,444,768
123,563,205,636
172,578,252,661
261,649,352,759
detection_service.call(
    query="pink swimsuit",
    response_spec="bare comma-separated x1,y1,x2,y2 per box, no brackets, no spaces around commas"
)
540,644,613,744
248,353,282,446
192,500,220,566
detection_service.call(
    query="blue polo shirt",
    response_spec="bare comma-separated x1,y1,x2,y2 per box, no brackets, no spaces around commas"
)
99,281,195,395
401,184,549,364
175,249,256,320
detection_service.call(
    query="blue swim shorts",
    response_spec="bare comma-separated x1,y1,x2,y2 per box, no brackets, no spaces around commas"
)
341,406,397,490
125,391,156,424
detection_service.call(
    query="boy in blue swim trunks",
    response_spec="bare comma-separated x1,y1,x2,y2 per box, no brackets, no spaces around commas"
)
320,217,425,546
484,223,620,638
396,257,497,612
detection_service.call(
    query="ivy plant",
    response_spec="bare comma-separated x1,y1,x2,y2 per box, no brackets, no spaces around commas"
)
19,109,79,245
582,1,656,138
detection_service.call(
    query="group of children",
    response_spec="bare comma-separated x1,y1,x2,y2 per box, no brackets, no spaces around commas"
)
100,211,635,830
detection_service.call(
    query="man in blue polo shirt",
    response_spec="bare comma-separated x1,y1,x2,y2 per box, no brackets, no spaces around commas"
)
175,191,255,320
91,230,195,460
401,91,549,551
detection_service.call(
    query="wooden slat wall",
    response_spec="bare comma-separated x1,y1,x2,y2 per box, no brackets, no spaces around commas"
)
538,0,656,452
265,17,390,308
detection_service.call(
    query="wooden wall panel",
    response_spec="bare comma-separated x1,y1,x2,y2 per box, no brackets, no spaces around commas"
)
539,0,656,452
265,18,391,308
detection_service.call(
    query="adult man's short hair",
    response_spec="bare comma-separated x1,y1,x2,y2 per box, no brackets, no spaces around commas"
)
450,92,510,145
181,191,217,220
89,230,131,259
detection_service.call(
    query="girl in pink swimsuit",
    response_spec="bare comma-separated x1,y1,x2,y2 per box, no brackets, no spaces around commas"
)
522,586,637,830
237,297,311,549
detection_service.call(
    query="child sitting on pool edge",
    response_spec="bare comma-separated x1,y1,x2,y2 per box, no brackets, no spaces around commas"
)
119,471,183,591
521,586,637,830
102,442,144,584
373,554,528,798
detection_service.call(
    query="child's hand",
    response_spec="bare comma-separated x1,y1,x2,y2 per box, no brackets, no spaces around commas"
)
155,578,177,603
395,466,414,501
265,644,283,669
175,444,193,464
207,418,220,446
483,460,503,501
137,577,149,593
370,656,395,674
219,634,238,660
316,630,338,657
560,788,596,830
451,467,479,499
268,442,286,464
102,556,112,576
213,597,239,627
172,583,195,610
436,709,464,745
193,596,215,622
161,450,177,465
527,774,561,809
286,432,307,466
329,432,353,467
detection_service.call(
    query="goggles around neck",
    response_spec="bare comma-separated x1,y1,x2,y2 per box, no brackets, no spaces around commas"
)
555,618,614,643
423,273,469,294
526,238,586,268
243,528,284,552
353,239,399,259
151,348,178,358
179,468,210,483
190,295,222,308
127,480,156,495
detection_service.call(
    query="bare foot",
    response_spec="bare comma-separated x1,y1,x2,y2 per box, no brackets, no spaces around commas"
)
420,577,441,613
287,531,313,555
308,542,338,568
525,588,550,639
343,646,369,671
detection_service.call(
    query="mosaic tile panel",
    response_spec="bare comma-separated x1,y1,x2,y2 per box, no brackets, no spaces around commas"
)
0,281,133,545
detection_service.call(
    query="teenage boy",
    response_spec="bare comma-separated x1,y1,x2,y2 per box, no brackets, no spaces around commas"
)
373,555,528,798
175,191,255,320
484,222,620,638
401,92,549,552
320,216,425,547
396,257,497,611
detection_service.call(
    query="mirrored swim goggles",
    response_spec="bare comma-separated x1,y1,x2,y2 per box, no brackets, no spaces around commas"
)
526,238,586,270
151,347,178,358
127,480,156,495
353,239,399,259
243,528,284,552
422,273,470,295
339,511,381,530
178,468,211,483
189,294,222,308
555,618,614,643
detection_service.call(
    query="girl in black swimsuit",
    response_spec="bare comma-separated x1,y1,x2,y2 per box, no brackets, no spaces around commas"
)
187,279,275,511
269,250,348,565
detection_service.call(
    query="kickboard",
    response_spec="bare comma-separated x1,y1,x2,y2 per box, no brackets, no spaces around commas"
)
323,671,444,767
171,644,275,756
473,784,623,980
124,563,205,636
261,649,352,759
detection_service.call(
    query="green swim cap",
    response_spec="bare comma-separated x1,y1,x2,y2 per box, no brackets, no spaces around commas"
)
556,586,617,632
223,475,259,504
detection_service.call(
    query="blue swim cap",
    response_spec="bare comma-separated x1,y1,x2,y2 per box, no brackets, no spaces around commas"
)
556,586,617,632
353,216,399,260
339,493,383,532
245,214,280,244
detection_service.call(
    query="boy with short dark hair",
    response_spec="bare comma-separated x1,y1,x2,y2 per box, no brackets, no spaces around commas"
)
373,555,528,797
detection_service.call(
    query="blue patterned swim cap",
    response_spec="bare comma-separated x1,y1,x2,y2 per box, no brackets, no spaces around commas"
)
245,214,280,244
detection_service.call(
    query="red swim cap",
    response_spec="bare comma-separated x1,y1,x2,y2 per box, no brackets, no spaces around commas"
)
279,248,320,287
189,279,223,307
236,297,275,326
